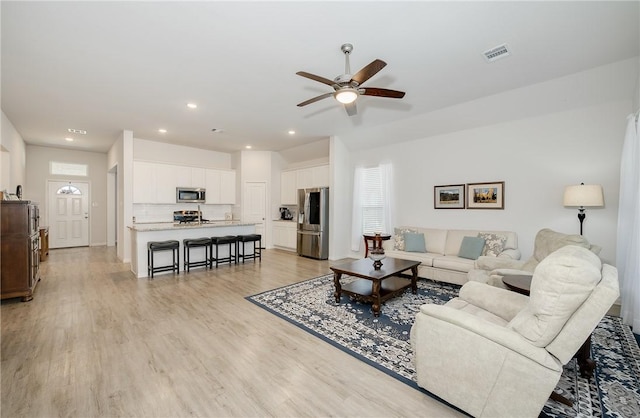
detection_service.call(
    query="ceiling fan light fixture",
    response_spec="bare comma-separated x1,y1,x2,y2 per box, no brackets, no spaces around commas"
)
334,88,358,104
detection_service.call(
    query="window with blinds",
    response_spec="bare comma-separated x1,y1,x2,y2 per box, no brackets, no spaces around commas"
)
359,166,384,234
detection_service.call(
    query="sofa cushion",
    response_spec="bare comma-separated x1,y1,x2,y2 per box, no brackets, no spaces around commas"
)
508,245,602,347
458,236,486,260
432,256,475,273
393,227,417,250
404,232,427,252
478,232,507,257
384,249,437,267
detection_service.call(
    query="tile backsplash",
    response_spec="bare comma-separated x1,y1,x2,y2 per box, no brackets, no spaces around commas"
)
133,203,232,223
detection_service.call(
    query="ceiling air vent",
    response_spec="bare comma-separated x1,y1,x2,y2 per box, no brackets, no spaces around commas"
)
483,44,510,62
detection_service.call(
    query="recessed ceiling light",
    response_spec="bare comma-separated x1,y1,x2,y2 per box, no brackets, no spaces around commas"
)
158,129,167,133
67,128,86,135
187,103,198,109
65,137,74,142
288,130,296,135
245,145,252,149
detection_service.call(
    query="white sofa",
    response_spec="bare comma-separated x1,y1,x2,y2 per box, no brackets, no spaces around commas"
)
382,227,520,285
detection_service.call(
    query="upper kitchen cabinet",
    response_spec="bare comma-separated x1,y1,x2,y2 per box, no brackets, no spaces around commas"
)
311,165,329,187
205,169,236,204
156,164,205,204
133,161,210,204
133,161,157,203
280,171,297,205
281,165,329,204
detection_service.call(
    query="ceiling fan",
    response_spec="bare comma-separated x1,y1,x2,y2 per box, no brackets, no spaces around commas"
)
296,43,405,116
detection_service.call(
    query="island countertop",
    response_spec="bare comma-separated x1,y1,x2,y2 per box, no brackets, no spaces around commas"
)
129,221,255,232
129,221,257,278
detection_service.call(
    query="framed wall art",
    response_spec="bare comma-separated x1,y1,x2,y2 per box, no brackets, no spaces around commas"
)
434,184,465,209
467,181,505,209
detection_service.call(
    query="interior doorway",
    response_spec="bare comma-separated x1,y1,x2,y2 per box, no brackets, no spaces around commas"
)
47,180,90,248
243,182,266,245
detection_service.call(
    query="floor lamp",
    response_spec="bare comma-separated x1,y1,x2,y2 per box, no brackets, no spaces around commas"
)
563,183,604,235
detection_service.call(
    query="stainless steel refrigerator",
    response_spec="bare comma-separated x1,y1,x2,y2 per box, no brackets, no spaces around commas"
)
297,187,329,259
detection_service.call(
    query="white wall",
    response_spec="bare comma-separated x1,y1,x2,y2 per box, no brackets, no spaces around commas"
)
1,111,26,194
26,145,108,246
107,130,133,263
336,60,637,265
329,135,351,260
133,138,232,169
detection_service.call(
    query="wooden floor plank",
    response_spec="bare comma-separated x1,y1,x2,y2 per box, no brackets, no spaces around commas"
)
1,246,463,417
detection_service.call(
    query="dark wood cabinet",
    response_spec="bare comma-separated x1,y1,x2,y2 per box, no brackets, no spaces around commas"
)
1,201,40,301
39,227,49,262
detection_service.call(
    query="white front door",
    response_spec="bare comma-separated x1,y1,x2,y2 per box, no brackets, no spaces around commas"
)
243,182,266,245
48,181,90,248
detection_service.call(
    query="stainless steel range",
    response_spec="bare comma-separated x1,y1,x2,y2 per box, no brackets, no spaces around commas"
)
173,210,210,224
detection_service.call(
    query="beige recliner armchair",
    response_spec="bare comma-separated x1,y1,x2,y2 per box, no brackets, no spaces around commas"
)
467,228,600,288
410,245,619,418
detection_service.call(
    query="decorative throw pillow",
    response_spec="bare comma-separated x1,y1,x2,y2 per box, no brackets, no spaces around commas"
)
403,232,427,253
393,227,417,251
478,232,507,257
458,236,486,260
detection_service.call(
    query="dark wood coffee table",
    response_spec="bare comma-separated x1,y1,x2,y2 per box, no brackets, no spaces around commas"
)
331,257,420,317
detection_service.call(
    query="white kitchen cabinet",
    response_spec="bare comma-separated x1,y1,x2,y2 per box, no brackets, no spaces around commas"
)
219,170,236,204
156,164,182,203
134,161,228,204
205,169,236,204
296,168,313,190
280,171,297,204
311,165,329,187
280,164,329,205
191,168,206,188
272,221,297,251
133,161,157,203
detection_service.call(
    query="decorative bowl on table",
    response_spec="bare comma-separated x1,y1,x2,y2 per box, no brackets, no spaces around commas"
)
369,247,386,270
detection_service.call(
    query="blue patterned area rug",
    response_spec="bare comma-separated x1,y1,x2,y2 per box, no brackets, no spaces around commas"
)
246,274,640,418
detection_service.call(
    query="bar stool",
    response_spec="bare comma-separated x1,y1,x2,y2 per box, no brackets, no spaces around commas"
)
147,240,180,278
210,235,238,267
236,234,262,263
183,237,212,272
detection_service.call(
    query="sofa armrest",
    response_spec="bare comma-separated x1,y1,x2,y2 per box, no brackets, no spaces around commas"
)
498,248,521,260
458,281,529,322
414,303,560,371
474,256,524,271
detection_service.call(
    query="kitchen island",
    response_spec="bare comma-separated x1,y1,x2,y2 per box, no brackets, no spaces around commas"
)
129,221,256,278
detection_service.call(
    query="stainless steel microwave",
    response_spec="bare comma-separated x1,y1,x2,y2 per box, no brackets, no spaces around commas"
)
176,187,206,203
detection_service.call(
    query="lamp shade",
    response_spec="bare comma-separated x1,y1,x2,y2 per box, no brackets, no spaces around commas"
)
563,184,604,207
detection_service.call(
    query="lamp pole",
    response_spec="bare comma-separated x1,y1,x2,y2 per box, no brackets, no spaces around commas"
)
578,207,585,235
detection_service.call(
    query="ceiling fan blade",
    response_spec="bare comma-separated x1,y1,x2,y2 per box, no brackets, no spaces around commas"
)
361,87,406,99
296,71,336,87
345,102,357,116
297,92,334,107
351,59,387,85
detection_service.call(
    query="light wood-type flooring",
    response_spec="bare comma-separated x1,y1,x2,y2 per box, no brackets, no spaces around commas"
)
1,246,462,417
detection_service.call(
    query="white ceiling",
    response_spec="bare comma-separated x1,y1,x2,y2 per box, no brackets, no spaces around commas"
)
2,1,639,156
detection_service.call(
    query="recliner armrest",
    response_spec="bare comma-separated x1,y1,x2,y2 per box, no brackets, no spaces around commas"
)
415,303,560,371
474,256,525,271
497,248,521,260
458,281,529,322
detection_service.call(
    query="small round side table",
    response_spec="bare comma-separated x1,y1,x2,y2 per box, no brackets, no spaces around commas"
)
363,233,391,258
